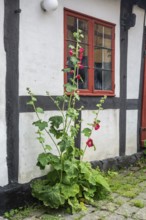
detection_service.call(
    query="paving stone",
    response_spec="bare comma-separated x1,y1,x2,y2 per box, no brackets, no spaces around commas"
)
112,193,120,198
139,181,146,187
115,203,139,218
114,196,131,204
104,214,127,220
135,192,146,200
81,210,110,220
100,202,119,212
133,207,146,220
129,167,140,172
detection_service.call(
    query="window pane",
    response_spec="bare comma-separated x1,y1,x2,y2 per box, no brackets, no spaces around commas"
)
67,16,88,44
94,70,112,90
94,24,112,49
104,27,112,49
67,16,77,41
67,67,88,89
94,24,103,47
78,20,88,44
94,48,112,70
78,67,88,89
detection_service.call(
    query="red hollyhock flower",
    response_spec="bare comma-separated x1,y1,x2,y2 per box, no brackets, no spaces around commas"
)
69,49,73,56
76,74,81,80
86,138,94,147
79,47,84,53
70,70,74,74
94,123,100,130
79,53,83,61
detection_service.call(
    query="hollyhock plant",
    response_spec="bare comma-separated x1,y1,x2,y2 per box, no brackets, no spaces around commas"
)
27,29,109,214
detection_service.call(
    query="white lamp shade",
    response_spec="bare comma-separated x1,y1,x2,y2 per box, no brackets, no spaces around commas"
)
41,0,58,12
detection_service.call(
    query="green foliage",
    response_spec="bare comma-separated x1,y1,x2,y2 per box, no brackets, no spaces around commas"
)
132,200,144,208
4,206,38,220
27,29,109,213
143,140,146,155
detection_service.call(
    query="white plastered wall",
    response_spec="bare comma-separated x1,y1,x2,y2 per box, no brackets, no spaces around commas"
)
81,109,119,161
19,0,121,183
126,110,138,155
19,111,61,183
127,6,145,99
0,1,8,186
19,0,120,96
126,6,145,155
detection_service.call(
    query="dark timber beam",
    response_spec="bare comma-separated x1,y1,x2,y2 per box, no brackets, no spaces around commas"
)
119,0,134,156
4,0,20,183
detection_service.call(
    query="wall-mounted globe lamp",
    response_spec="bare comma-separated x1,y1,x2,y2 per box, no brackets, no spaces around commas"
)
41,0,58,12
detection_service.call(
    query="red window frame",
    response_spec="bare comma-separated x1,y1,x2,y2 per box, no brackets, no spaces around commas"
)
64,8,115,96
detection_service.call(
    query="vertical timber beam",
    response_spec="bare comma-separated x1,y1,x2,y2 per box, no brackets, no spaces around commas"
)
137,21,146,151
4,0,20,183
119,0,133,156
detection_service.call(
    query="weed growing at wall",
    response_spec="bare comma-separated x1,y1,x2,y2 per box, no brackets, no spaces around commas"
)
27,30,110,213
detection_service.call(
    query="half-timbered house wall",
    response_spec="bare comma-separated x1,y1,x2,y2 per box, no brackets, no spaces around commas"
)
1,0,146,214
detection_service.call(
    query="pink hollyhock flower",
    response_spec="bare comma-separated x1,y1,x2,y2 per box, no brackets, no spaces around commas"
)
79,53,83,61
79,47,84,53
79,64,84,69
69,49,73,56
76,74,81,80
86,138,94,147
94,123,100,130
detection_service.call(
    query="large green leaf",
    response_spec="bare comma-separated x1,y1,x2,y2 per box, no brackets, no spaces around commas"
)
37,153,61,170
61,183,79,199
49,116,63,129
36,107,44,113
68,197,81,213
74,92,80,100
82,128,92,137
93,170,111,192
58,138,72,153
70,56,78,65
64,160,79,177
33,120,48,131
33,183,65,208
64,83,77,93
49,127,63,139
67,108,79,119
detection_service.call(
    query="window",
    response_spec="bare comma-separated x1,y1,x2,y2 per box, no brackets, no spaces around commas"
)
64,9,115,96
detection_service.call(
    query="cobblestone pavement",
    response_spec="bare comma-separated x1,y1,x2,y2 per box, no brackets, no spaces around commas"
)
1,165,146,220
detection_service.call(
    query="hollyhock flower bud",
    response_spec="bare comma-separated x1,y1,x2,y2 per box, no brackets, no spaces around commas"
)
69,49,73,56
94,123,100,130
76,74,81,80
86,138,94,147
